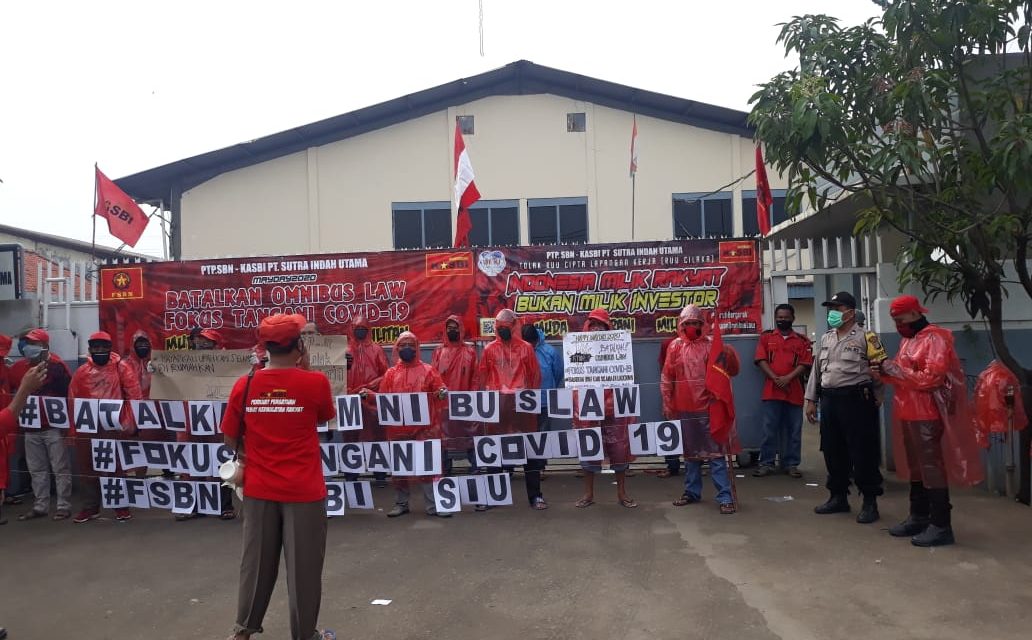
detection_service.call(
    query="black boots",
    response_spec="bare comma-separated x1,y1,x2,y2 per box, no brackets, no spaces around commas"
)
911,524,955,547
889,515,930,537
814,493,850,514
856,497,880,524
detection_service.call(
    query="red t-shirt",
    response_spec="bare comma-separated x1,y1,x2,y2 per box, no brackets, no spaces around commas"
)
754,330,813,405
221,368,335,503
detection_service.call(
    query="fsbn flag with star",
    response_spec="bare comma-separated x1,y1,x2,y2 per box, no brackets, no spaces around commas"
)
95,165,149,247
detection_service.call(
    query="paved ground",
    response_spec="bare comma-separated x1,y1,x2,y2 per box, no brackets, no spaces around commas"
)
2,432,1031,640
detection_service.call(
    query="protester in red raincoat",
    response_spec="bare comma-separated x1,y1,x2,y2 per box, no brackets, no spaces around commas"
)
875,295,984,547
661,305,740,514
572,308,636,509
477,309,546,510
68,331,143,523
123,330,153,399
345,316,389,485
430,315,479,473
378,331,449,518
0,360,47,526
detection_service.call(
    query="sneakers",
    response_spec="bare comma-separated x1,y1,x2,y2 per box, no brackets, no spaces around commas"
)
911,524,955,547
531,497,549,510
752,465,777,477
115,508,133,522
814,494,850,515
73,509,100,524
787,467,803,478
888,515,930,537
856,499,879,524
386,504,409,518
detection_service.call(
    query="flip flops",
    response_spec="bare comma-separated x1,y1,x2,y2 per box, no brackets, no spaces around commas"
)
18,509,48,521
618,497,638,508
575,497,595,508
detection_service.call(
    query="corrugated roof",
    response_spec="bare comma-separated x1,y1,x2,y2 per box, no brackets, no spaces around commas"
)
0,223,151,261
116,60,753,201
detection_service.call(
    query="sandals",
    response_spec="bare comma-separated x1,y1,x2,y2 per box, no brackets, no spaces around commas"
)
720,503,737,515
3,495,23,506
618,497,638,508
575,497,595,508
53,510,71,521
531,497,549,510
18,509,48,521
174,512,200,522
672,494,700,507
220,509,237,521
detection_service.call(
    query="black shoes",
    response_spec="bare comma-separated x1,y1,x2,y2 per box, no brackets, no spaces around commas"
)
856,499,880,524
911,524,955,547
814,494,850,514
888,515,930,537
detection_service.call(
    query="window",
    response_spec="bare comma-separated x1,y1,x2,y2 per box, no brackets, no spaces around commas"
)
469,200,519,247
567,112,586,132
457,115,474,135
672,192,733,239
528,197,588,245
392,202,452,250
742,189,789,236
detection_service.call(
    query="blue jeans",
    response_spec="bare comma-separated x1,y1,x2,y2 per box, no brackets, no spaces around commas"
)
759,400,803,468
684,457,733,505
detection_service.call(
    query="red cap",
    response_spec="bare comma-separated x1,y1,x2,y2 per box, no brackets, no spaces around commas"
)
889,295,928,316
199,328,223,344
0,334,12,358
89,331,113,343
585,308,612,331
25,328,50,343
258,314,307,346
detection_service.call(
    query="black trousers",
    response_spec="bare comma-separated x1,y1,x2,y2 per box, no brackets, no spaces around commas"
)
909,481,952,527
819,385,884,499
489,458,546,504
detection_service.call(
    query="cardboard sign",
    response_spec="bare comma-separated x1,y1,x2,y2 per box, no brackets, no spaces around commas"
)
563,330,635,388
149,349,253,400
306,335,349,395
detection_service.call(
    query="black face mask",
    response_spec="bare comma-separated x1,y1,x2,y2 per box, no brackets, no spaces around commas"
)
521,326,538,343
354,328,368,340
398,346,417,362
134,345,151,358
92,352,112,366
775,320,793,332
497,327,512,341
446,329,460,342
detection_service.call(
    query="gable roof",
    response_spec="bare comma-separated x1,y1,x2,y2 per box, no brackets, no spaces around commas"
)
116,60,753,202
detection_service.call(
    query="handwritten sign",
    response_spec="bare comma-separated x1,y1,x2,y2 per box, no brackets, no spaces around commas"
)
562,330,635,388
149,349,253,400
306,335,349,395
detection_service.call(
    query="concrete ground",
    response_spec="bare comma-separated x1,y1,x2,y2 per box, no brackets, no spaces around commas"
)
1,431,1031,640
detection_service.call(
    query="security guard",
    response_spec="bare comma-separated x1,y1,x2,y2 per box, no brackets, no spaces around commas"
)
804,291,886,524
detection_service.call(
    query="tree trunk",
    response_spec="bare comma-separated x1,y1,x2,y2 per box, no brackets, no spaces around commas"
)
1019,382,1032,505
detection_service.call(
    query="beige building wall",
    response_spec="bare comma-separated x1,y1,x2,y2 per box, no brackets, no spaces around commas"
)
179,93,786,259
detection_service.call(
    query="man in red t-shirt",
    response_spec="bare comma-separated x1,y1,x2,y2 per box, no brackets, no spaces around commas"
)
221,313,336,640
753,304,813,478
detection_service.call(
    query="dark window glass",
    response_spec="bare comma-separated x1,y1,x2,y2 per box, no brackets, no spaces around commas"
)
771,195,789,227
704,198,732,238
491,207,519,246
457,115,474,135
567,112,586,132
424,208,452,248
469,208,490,247
393,209,422,249
559,204,588,243
742,196,759,236
673,198,702,238
529,205,559,245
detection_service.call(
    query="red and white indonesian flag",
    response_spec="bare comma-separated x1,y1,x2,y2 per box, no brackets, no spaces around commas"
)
630,115,639,177
453,123,481,247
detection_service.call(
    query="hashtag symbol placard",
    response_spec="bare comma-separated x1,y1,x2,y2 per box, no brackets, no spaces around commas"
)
101,477,127,509
92,439,117,473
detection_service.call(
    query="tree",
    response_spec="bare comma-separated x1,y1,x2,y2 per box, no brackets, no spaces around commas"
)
749,0,1032,502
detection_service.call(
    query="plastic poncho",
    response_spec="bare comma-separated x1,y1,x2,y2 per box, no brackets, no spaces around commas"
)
345,316,390,443
378,332,446,484
881,324,984,486
660,306,741,457
478,309,541,435
68,352,142,436
431,315,479,452
123,330,153,399
571,309,634,466
973,360,1028,447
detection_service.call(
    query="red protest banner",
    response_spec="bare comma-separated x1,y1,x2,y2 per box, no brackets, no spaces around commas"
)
98,239,761,351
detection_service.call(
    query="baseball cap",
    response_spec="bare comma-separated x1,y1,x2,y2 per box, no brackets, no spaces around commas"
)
889,295,929,316
25,328,50,343
821,291,857,309
89,331,113,343
258,313,307,346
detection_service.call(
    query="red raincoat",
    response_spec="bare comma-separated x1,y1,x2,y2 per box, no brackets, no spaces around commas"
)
973,360,1028,447
478,311,540,435
431,315,479,452
69,352,143,480
881,324,984,486
122,330,152,399
345,316,389,443
378,332,446,483
571,309,634,466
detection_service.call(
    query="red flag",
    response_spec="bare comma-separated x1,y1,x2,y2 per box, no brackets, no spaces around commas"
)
755,145,773,236
453,124,481,247
705,318,736,445
629,115,639,177
95,166,149,247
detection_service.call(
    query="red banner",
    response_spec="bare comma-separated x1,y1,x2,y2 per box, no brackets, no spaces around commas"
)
99,239,761,350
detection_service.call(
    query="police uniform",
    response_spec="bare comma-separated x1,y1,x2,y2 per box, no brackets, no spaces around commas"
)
805,292,886,518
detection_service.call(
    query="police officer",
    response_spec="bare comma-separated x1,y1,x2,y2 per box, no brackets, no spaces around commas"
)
804,291,886,524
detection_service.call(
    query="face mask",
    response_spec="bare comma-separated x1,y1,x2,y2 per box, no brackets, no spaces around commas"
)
446,329,460,342
684,326,702,340
497,327,512,341
398,346,417,362
898,316,929,338
827,310,845,328
134,345,151,359
775,320,793,332
92,352,111,366
354,328,368,340
22,344,43,361
522,326,538,342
